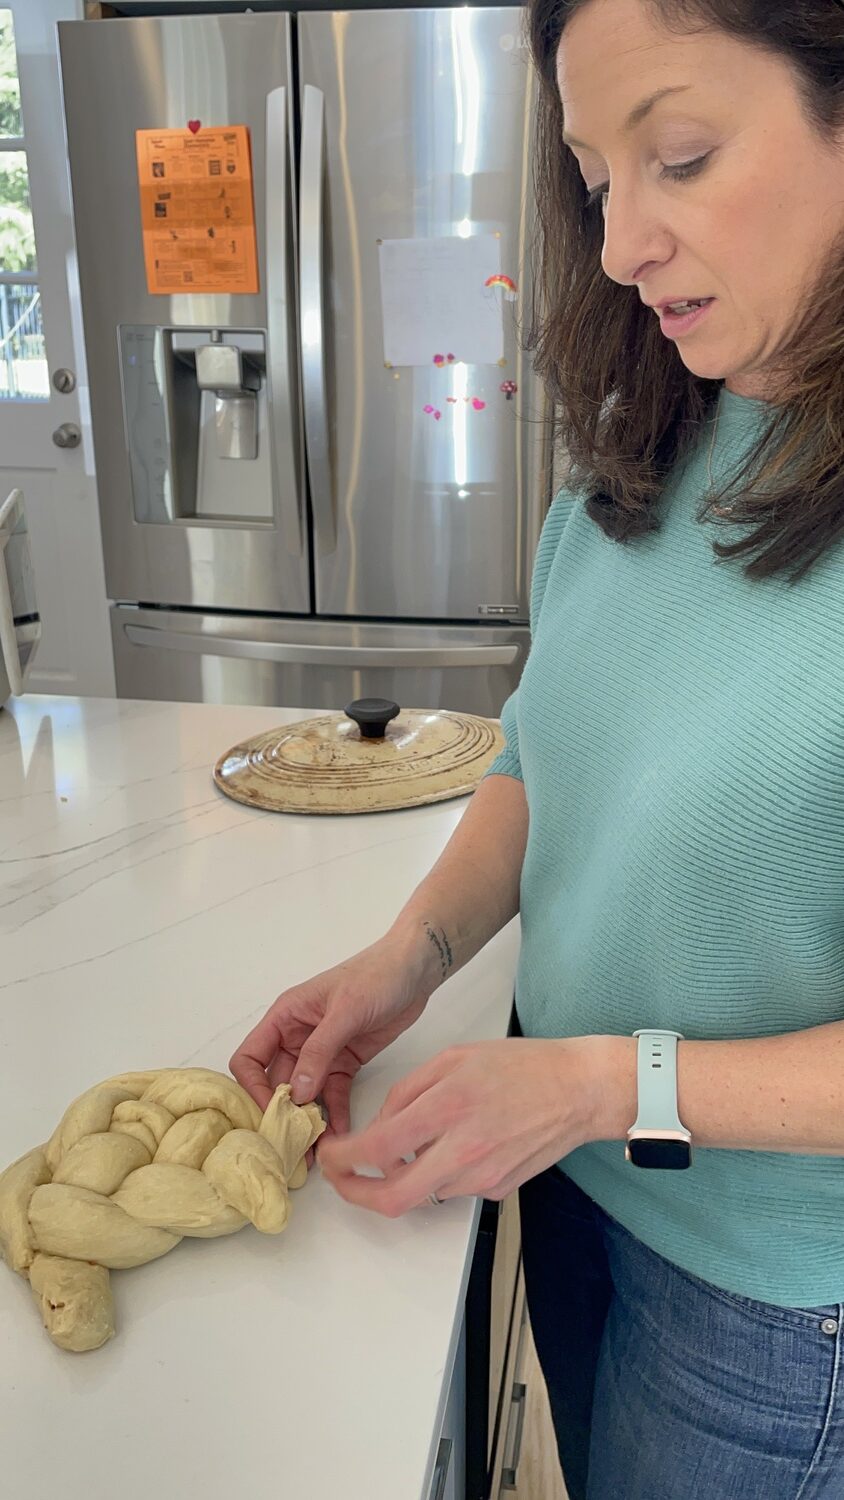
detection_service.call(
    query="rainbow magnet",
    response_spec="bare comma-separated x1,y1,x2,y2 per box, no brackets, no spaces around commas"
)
484,274,518,301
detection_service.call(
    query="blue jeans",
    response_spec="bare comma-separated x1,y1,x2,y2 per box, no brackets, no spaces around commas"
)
518,1166,844,1500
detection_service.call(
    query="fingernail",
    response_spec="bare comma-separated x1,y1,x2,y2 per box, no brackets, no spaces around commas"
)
291,1074,313,1104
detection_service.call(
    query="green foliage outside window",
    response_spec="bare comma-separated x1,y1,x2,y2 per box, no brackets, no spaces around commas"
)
0,12,22,135
0,13,35,275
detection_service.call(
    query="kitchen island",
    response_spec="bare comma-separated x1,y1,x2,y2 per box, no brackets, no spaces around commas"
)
0,696,520,1500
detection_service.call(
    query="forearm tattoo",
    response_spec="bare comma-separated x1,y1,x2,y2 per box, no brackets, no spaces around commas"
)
424,921,454,981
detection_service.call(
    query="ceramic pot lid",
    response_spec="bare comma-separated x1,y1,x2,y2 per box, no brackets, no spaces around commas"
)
213,698,505,815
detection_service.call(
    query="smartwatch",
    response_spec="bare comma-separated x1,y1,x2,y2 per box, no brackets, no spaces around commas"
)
625,1029,692,1170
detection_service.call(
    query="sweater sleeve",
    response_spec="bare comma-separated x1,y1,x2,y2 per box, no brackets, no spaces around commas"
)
483,487,579,782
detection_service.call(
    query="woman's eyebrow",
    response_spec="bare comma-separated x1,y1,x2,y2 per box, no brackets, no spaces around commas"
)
562,83,694,150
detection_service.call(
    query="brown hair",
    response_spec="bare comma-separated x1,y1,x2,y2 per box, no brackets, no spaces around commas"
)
526,0,844,584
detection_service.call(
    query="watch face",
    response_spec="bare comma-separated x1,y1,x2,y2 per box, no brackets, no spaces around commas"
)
626,1137,692,1170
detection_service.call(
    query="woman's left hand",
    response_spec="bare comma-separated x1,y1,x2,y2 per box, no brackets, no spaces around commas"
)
316,1035,633,1216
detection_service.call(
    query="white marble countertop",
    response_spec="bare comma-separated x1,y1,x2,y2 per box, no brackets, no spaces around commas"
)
0,695,519,1500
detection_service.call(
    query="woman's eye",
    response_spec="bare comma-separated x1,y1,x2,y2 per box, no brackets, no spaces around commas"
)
660,152,711,188
585,152,711,209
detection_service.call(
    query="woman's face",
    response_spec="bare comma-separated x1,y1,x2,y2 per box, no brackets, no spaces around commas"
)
556,0,844,398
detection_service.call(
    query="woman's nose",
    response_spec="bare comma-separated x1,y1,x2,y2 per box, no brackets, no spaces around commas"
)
600,189,670,290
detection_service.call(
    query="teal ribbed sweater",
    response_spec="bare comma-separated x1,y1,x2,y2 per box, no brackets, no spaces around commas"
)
488,385,844,1308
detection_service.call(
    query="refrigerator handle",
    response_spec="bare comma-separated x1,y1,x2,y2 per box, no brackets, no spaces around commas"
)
266,85,305,557
299,84,337,555
123,624,520,670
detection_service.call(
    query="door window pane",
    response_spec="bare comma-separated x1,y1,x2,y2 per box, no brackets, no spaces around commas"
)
0,11,22,138
0,151,34,272
0,13,45,402
0,283,47,400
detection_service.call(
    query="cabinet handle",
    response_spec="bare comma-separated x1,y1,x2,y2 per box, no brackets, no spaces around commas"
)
430,1437,452,1500
500,1381,527,1490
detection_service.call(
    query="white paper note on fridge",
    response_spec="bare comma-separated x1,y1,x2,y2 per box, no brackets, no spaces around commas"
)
378,234,504,367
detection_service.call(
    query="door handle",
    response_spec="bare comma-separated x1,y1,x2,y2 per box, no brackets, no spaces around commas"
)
265,84,304,556
52,422,81,449
299,84,336,555
52,368,77,395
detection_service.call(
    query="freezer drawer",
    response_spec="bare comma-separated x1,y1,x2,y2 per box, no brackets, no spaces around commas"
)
111,606,528,716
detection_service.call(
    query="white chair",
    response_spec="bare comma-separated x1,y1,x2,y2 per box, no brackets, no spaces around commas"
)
0,488,40,701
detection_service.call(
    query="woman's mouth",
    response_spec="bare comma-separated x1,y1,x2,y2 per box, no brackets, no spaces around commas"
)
658,299,716,337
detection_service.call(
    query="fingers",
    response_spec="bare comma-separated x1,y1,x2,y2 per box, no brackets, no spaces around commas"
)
320,1072,353,1137
231,1066,274,1113
318,1084,445,1180
321,1137,458,1217
230,996,359,1120
290,1015,357,1105
267,1051,298,1093
229,1010,290,1107
314,1125,416,1177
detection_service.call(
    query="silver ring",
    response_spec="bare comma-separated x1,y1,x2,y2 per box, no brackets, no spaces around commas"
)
427,1190,444,1207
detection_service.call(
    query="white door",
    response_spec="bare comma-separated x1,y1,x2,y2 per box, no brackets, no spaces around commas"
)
0,0,114,696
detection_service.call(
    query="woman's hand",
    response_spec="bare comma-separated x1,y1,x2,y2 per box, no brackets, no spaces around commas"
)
229,931,442,1137
317,1035,634,1215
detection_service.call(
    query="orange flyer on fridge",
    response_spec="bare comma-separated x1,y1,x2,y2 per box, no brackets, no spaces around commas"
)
135,124,259,295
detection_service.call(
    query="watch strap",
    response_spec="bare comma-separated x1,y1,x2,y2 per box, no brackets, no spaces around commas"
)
630,1030,687,1134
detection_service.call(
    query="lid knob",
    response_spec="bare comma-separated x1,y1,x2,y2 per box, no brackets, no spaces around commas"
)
344,698,401,740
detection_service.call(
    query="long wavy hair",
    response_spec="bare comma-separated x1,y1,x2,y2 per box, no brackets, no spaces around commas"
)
526,0,844,584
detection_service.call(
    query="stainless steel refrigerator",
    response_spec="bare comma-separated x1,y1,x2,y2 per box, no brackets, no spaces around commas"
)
58,9,550,715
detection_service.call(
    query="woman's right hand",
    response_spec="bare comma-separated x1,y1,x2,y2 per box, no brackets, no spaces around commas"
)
229,932,438,1137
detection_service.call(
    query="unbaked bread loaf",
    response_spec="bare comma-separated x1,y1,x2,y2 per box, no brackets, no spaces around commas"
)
0,1068,325,1352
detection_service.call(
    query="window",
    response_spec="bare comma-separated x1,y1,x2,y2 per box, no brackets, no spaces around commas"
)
0,10,47,402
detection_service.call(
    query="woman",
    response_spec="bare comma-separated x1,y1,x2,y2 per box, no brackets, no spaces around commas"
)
231,2,844,1494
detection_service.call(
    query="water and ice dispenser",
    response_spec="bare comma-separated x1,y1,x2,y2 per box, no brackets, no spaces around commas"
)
119,325,274,524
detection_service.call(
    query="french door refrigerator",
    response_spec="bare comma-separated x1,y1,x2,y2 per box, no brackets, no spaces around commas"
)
58,9,551,714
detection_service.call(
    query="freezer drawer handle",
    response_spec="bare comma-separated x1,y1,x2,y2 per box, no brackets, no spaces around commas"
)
300,84,336,555
123,624,520,669
429,1437,452,1500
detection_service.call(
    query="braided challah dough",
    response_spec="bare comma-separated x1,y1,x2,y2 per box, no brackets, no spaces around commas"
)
0,1068,325,1353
